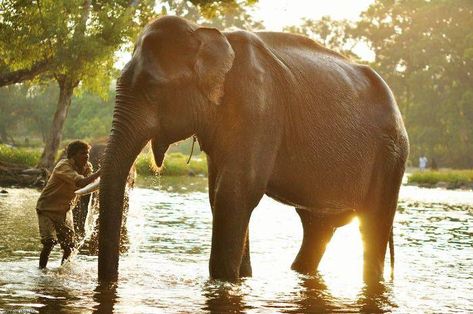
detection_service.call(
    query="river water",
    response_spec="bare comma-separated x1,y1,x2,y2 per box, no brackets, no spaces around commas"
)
0,177,472,313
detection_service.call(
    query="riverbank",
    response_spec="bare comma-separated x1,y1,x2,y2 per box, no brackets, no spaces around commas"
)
2,144,472,190
0,144,208,188
407,169,473,190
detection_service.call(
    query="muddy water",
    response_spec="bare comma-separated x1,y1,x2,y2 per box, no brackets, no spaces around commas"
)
0,178,472,313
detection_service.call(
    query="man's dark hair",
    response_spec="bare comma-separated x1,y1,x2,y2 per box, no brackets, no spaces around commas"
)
66,140,90,158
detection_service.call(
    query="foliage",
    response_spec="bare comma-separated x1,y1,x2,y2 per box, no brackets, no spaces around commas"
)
0,83,58,144
135,151,208,177
352,0,473,168
0,83,114,143
159,0,262,30
63,90,115,140
0,0,159,168
0,0,156,90
284,16,358,60
408,170,473,187
0,144,41,167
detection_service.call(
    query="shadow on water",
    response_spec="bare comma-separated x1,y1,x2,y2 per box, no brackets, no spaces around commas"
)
287,275,340,313
287,275,395,313
356,281,397,313
202,280,250,313
200,274,397,313
92,282,119,313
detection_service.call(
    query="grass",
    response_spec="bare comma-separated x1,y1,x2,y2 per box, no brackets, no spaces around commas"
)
0,144,41,167
135,151,207,177
0,144,208,177
408,169,473,187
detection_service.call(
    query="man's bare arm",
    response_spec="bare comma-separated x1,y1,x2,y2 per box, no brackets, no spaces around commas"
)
76,169,101,188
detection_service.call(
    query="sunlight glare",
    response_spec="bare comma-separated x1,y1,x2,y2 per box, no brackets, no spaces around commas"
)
318,218,364,297
252,0,375,31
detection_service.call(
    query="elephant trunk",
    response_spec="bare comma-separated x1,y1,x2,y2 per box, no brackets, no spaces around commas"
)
98,85,152,282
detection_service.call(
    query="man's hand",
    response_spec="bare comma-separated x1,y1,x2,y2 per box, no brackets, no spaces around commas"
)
84,163,93,176
76,169,101,188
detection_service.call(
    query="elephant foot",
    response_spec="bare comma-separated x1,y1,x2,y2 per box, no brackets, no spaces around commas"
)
290,259,317,275
239,259,252,277
209,269,239,282
209,258,252,280
209,258,240,282
362,257,385,285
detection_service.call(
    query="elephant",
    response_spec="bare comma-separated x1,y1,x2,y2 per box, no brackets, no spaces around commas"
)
98,16,409,284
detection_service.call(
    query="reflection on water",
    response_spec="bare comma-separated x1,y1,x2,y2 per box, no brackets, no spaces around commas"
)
0,178,472,313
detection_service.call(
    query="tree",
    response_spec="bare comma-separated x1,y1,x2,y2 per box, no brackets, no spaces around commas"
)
63,90,115,140
160,0,262,30
1,0,157,169
284,16,358,59
0,83,59,144
353,0,473,167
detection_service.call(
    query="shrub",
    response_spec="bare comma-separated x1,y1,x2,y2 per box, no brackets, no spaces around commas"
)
134,151,207,177
0,144,41,167
408,170,473,186
135,151,157,176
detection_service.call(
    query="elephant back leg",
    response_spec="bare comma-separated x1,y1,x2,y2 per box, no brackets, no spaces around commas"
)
359,158,405,284
291,208,336,274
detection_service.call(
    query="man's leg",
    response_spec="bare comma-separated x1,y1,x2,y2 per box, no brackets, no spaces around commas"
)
39,239,56,268
37,211,58,269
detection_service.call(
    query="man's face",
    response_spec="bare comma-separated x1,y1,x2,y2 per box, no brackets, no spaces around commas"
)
73,149,90,168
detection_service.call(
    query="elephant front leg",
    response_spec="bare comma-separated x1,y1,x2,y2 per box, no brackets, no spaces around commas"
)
209,171,264,281
209,205,252,281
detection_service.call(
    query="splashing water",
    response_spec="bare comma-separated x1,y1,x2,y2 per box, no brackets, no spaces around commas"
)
60,192,101,269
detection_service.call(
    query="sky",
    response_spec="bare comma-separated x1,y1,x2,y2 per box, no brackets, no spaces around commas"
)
116,0,375,67
250,0,375,31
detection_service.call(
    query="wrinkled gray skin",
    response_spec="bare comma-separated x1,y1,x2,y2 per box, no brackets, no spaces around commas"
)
98,16,409,284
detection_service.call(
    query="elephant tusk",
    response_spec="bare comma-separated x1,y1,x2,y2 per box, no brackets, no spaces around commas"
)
75,178,100,196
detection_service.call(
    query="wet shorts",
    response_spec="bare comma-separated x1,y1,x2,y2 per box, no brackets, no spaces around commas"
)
37,210,75,249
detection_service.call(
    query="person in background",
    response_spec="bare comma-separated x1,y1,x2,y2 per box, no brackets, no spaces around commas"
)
419,154,428,172
36,140,101,268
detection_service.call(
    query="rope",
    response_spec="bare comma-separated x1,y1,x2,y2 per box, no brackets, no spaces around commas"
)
187,135,197,164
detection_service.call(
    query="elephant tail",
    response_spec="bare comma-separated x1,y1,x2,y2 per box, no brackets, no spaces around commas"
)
389,229,395,279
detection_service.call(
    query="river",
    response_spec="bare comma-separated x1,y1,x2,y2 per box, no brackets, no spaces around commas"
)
0,177,472,313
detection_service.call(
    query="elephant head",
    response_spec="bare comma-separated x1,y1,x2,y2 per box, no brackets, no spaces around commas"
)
98,16,235,281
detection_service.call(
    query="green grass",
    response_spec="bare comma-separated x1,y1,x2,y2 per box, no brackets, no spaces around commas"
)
135,151,207,177
0,144,41,167
0,144,207,177
408,170,473,187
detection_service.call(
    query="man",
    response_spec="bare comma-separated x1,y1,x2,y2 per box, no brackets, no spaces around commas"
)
36,140,101,268
419,155,428,172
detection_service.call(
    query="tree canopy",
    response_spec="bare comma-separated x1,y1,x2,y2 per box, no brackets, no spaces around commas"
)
354,0,473,168
284,0,473,168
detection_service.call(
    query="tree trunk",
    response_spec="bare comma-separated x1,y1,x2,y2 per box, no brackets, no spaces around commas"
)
0,126,8,144
37,76,78,170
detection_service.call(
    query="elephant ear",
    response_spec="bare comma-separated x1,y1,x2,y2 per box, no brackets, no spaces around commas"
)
193,28,235,105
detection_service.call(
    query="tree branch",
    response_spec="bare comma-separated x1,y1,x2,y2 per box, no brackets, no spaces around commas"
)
0,59,51,87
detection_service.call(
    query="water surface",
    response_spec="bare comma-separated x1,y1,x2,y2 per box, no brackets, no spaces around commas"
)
0,178,472,313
